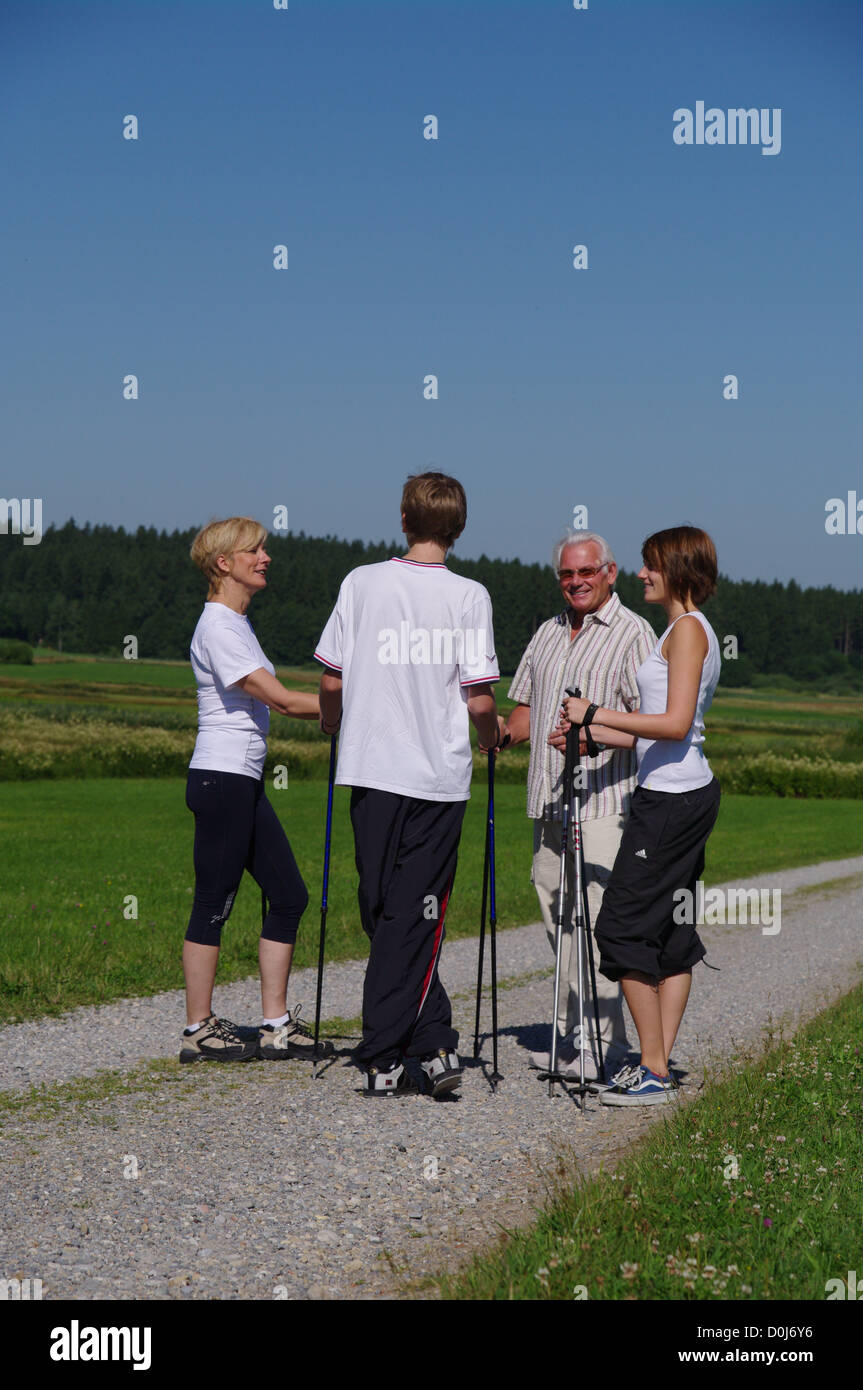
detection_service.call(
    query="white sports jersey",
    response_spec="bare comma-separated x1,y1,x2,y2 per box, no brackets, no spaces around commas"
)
189,602,274,779
315,557,499,800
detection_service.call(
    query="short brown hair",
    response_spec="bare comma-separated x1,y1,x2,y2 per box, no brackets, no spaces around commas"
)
190,517,268,597
642,526,718,606
401,472,467,549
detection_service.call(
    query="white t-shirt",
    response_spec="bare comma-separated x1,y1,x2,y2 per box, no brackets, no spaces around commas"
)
315,557,499,801
635,610,721,792
189,602,274,779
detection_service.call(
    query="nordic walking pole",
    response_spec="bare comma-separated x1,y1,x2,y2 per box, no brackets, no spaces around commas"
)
569,686,605,1099
569,699,593,1107
568,692,605,1088
313,733,338,1075
472,764,492,1060
538,705,577,1098
487,748,502,1084
578,832,606,1087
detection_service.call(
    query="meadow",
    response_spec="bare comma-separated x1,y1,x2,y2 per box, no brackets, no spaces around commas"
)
2,655,863,791
1,654,861,1022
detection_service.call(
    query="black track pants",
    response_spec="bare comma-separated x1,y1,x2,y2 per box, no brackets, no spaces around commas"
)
349,787,466,1068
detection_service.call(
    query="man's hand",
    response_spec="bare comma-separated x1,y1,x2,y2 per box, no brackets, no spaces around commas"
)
478,715,508,754
548,716,591,756
547,716,570,754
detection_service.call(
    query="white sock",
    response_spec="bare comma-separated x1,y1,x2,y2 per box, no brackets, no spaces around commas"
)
262,1011,291,1028
184,1020,206,1035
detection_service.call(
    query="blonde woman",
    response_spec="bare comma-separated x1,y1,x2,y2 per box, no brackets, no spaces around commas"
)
180,517,326,1064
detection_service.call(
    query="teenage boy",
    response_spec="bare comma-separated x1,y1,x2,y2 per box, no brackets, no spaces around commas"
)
315,473,501,1097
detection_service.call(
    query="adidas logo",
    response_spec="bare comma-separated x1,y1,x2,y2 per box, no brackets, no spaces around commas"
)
635,849,648,859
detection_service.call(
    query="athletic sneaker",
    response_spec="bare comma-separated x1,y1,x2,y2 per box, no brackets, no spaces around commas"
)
420,1048,462,1098
363,1061,418,1098
179,1014,258,1064
591,1061,640,1093
599,1065,677,1106
258,1005,335,1061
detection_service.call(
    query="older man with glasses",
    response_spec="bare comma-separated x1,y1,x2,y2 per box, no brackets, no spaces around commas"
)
501,532,655,1080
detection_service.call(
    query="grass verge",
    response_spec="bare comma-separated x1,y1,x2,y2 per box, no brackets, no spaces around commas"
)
434,982,863,1301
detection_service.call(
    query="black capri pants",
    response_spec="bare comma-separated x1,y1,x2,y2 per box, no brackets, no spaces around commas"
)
595,777,721,983
184,769,309,947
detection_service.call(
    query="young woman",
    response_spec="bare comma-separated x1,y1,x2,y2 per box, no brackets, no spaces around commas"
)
180,517,328,1064
562,526,721,1105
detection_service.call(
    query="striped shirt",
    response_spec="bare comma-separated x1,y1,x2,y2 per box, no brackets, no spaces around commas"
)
508,592,655,822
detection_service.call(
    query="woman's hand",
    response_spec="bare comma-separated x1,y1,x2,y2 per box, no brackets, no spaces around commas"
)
562,695,590,725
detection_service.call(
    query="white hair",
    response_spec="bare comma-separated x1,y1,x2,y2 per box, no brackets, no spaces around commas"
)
552,531,616,574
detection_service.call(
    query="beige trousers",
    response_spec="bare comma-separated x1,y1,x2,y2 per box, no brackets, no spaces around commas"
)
532,815,629,1047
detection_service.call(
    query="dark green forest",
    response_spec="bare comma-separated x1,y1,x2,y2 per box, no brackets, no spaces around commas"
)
2,521,863,687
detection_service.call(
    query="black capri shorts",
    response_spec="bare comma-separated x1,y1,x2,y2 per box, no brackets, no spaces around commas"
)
594,776,721,983
184,769,309,947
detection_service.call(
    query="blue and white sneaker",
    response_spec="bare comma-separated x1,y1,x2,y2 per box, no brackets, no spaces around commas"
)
591,1061,640,1094
599,1065,676,1106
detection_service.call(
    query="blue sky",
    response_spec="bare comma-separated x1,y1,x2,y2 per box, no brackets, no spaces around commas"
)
2,0,861,586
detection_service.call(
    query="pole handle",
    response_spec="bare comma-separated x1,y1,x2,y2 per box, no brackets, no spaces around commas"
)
564,685,600,758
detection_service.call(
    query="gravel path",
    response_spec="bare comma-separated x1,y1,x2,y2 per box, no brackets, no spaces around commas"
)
1,855,861,1301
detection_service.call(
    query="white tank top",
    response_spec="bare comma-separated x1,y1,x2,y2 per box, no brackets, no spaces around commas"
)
635,610,720,792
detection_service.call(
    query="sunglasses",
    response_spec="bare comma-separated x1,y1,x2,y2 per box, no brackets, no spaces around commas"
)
557,563,610,582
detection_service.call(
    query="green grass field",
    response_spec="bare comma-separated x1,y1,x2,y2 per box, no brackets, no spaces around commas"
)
1,778,862,1023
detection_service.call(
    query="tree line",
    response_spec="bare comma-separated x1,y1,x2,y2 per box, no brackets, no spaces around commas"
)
1,520,862,687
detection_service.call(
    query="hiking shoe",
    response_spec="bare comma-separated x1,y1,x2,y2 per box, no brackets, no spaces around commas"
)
363,1061,418,1098
529,1049,602,1082
599,1065,677,1106
258,1005,335,1061
179,1015,258,1064
529,1031,626,1083
420,1048,462,1098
